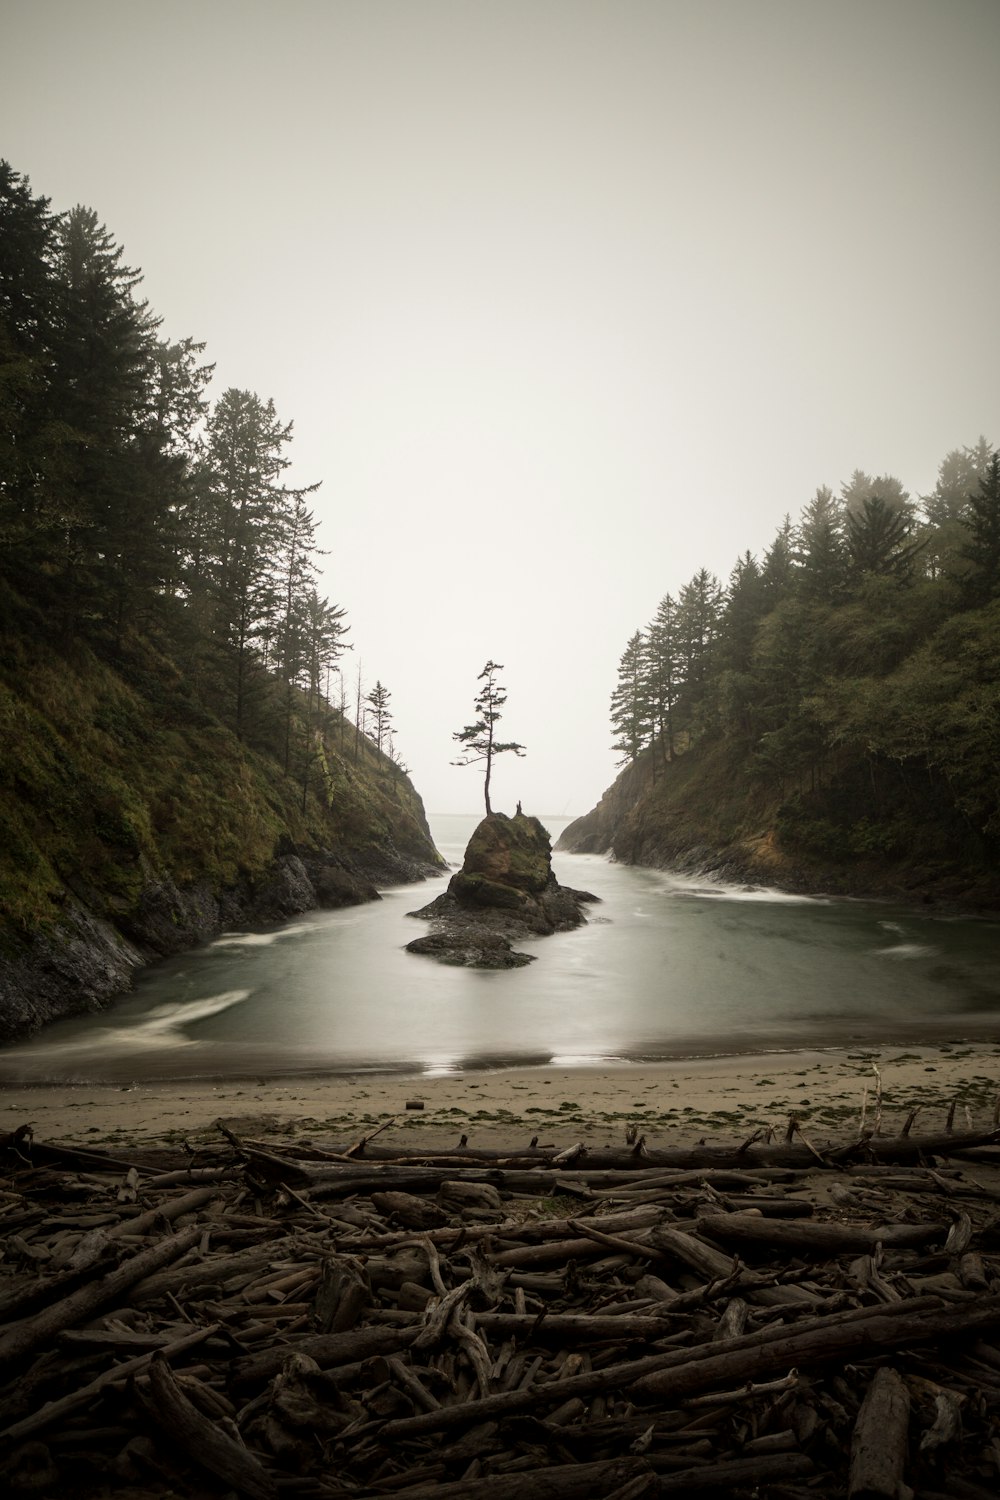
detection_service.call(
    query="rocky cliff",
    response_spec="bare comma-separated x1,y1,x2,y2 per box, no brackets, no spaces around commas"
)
0,631,442,1042
407,811,597,967
558,736,1000,912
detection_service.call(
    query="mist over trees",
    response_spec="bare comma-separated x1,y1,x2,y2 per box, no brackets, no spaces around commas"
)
0,160,403,788
610,444,1000,859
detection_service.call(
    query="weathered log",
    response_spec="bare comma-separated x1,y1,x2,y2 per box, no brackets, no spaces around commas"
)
631,1296,1000,1402
0,1322,219,1445
472,1313,678,1341
131,1240,315,1304
314,1255,371,1334
364,1456,655,1499
697,1212,944,1255
1,1133,150,1174
137,1356,278,1500
340,1203,664,1252
231,1324,422,1389
371,1190,449,1229
656,1451,815,1492
0,1226,202,1372
848,1365,910,1500
374,1295,950,1440
234,1128,1000,1172
490,1235,633,1269
648,1224,734,1279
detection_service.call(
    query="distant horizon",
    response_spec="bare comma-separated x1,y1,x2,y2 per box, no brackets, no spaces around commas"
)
428,808,583,820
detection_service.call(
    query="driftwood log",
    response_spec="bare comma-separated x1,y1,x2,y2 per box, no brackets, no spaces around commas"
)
2,1112,1000,1497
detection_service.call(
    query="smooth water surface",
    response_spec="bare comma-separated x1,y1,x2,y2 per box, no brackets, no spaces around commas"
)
1,812,998,1083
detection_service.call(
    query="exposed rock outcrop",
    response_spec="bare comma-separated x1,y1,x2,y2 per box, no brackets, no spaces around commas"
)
0,626,444,1043
407,812,597,968
557,738,1000,912
0,841,437,1044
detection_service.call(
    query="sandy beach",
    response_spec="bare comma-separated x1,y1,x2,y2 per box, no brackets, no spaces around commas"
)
4,1041,999,1154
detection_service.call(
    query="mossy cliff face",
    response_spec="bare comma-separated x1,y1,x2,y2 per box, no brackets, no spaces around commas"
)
0,631,443,1041
449,810,552,906
407,812,597,967
558,732,1000,912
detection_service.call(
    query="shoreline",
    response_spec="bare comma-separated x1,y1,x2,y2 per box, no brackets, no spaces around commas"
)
5,1041,999,1154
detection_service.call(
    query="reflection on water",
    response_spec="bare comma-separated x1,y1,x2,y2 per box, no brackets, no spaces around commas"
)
1,812,998,1083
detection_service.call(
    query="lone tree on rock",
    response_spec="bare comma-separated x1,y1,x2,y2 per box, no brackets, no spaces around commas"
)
452,660,525,817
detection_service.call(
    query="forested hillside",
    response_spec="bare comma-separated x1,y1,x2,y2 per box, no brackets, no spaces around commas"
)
0,162,440,1037
563,448,1000,908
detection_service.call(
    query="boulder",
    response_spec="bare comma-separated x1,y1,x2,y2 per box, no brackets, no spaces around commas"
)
406,811,597,969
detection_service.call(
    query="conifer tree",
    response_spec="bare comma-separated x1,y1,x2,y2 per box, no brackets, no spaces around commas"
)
610,631,651,768
453,661,526,816
645,596,681,765
366,680,392,757
959,451,1000,603
846,494,923,580
795,486,847,599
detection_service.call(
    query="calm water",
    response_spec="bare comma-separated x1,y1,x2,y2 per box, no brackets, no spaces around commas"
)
1,812,998,1083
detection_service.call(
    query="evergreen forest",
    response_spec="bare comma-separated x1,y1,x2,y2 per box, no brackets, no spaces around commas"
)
0,160,437,1023
601,447,1000,900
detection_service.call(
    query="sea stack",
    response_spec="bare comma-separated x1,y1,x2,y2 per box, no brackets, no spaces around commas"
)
406,811,598,968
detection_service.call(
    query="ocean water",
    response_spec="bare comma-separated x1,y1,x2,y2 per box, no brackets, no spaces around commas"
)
1,811,998,1083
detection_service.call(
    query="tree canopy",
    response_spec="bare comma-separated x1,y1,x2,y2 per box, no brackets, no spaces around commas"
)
0,159,404,795
609,440,1000,858
452,661,526,817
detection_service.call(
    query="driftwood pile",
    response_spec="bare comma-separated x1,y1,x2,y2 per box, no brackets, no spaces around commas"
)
3,1112,1000,1498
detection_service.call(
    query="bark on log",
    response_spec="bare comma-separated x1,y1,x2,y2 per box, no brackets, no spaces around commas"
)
0,1322,218,1445
472,1313,678,1340
0,1226,202,1372
231,1324,422,1389
137,1356,278,1500
366,1456,654,1500
698,1212,944,1254
375,1295,951,1441
631,1297,1000,1402
242,1128,1000,1173
848,1365,911,1500
656,1452,815,1492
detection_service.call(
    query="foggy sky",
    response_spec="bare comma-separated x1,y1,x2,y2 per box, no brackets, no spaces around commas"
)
4,0,999,819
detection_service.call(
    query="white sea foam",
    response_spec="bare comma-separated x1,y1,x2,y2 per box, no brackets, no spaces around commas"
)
548,1053,631,1067
652,873,824,905
872,943,939,961
212,922,317,949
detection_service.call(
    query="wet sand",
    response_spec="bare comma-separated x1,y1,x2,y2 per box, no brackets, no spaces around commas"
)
4,1041,999,1153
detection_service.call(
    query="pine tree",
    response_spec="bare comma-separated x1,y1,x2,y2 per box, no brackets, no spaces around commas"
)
0,161,63,588
959,451,1000,603
645,596,681,764
452,661,526,816
197,388,319,741
795,486,847,600
610,631,651,768
846,494,923,580
761,514,797,601
49,205,165,638
366,680,393,757
675,569,722,737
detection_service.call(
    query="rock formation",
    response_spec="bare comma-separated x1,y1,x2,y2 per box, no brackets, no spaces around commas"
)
407,811,597,968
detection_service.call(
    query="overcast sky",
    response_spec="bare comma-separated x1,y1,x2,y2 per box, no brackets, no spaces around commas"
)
4,0,999,819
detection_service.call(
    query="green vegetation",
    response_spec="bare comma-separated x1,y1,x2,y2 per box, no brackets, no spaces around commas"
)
0,160,440,994
0,600,438,942
461,811,552,894
598,448,1000,903
452,661,525,816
